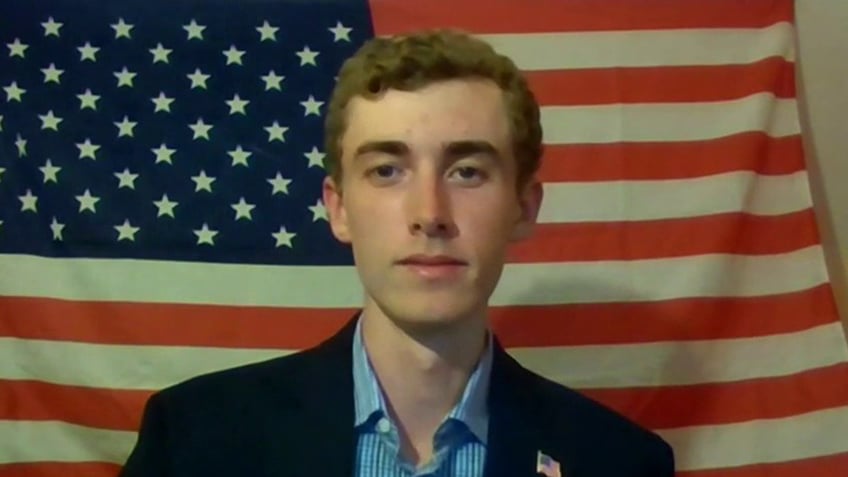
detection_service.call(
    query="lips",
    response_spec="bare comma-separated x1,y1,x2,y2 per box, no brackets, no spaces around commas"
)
397,254,468,280
397,254,467,266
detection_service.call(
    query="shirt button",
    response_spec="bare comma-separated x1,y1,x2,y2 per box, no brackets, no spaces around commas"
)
377,417,391,433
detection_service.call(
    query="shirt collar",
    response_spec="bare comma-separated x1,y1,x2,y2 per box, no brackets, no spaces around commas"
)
352,314,493,444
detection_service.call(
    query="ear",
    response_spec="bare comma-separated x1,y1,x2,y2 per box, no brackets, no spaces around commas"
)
322,176,352,243
509,179,544,242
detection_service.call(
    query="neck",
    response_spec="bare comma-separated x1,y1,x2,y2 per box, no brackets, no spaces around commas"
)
360,301,489,466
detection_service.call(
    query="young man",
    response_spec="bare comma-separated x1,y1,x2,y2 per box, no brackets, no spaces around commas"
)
120,29,674,477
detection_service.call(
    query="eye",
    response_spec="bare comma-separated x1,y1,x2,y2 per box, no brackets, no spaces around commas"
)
451,166,486,182
367,164,401,180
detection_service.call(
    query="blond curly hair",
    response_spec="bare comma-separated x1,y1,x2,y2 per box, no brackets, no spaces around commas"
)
323,29,543,191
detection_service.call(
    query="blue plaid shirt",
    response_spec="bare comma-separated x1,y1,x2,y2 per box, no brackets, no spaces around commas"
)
352,317,493,477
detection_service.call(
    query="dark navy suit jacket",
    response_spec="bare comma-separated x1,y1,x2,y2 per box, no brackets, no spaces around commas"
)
120,314,675,477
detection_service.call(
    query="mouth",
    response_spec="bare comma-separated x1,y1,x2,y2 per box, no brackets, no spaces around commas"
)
400,262,467,280
396,255,468,280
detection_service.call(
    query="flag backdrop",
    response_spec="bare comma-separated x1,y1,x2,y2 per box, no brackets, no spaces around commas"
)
2,0,848,475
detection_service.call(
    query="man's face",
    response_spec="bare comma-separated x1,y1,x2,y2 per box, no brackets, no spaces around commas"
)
323,78,543,329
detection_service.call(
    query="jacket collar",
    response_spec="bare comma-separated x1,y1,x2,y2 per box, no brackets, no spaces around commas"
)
282,312,549,477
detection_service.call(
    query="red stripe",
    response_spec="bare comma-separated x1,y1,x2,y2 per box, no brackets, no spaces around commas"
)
529,58,796,106
539,133,804,182
4,363,847,432
369,0,794,34
509,210,822,263
0,285,838,348
0,380,150,431
490,285,839,346
677,451,848,477
0,463,121,477
583,362,848,429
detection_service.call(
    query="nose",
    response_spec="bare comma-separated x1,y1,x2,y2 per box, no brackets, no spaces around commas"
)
407,171,456,238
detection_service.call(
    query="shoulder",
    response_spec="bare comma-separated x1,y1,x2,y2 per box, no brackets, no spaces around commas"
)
526,369,675,474
148,347,319,417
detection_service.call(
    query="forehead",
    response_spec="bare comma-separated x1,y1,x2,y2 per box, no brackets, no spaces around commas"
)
341,78,511,153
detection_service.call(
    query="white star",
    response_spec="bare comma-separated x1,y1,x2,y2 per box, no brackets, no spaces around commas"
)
149,43,173,64
76,189,100,213
309,199,328,222
114,168,139,189
77,89,100,110
153,194,178,218
4,81,25,102
15,134,27,157
151,143,176,164
222,45,245,65
328,21,352,42
0,166,5,183
114,116,137,137
304,146,326,168
261,70,284,91
77,42,100,61
295,46,319,66
19,189,38,212
191,170,215,192
264,121,288,142
228,145,252,167
50,217,65,241
231,197,256,220
8,38,29,58
111,18,134,39
151,92,174,112
300,95,324,116
256,21,279,41
271,226,296,248
186,68,210,89
76,139,100,160
39,110,63,131
41,17,63,37
267,172,292,195
183,19,206,40
188,118,213,140
114,67,137,87
225,93,249,115
40,159,61,183
193,223,218,245
41,63,64,84
114,219,140,241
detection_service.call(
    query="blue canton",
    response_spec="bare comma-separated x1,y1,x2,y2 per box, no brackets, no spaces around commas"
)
352,317,493,477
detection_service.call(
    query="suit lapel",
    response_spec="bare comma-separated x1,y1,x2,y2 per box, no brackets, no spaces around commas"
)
265,316,559,477
268,315,359,477
484,339,546,477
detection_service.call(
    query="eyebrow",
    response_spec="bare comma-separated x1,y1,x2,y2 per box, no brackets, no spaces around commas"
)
353,140,502,163
353,140,409,159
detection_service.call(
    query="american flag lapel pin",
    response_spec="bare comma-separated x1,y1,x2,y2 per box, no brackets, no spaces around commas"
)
536,450,562,477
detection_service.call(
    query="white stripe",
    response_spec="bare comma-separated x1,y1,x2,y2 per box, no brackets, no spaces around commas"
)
0,420,135,465
0,337,286,390
658,406,848,471
480,22,796,70
2,323,845,391
514,322,848,389
540,94,799,144
539,171,813,223
0,246,830,306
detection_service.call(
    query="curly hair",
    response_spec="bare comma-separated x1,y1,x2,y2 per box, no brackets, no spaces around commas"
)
323,29,543,192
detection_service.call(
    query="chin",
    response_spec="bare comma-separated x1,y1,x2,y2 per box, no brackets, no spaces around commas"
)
376,295,483,330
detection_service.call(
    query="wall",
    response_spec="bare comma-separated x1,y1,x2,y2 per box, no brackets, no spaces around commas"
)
795,0,848,326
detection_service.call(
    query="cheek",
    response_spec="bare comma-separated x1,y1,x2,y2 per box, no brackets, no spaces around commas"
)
346,193,398,233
